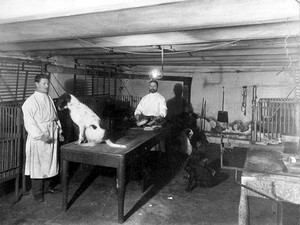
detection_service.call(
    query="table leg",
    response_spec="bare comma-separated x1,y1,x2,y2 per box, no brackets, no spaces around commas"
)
61,158,69,211
276,202,283,225
117,158,126,223
239,186,250,225
299,207,300,225
15,175,19,201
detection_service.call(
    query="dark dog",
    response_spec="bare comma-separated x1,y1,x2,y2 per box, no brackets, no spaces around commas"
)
179,128,229,191
185,152,229,191
56,93,126,148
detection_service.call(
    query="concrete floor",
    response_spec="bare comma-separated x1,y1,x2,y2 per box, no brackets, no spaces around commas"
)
0,144,299,225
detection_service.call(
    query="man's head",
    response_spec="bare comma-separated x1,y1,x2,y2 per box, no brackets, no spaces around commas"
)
173,83,183,97
149,80,158,93
35,74,50,93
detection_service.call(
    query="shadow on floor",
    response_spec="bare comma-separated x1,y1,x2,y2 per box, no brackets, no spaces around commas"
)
64,150,185,218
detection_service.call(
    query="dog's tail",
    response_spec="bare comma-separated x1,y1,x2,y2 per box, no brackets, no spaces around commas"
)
79,142,97,147
78,139,126,148
105,139,126,148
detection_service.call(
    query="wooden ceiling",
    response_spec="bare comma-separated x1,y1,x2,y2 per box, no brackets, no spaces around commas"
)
0,0,299,75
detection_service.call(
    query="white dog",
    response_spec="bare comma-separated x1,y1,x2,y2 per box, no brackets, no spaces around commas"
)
56,93,126,148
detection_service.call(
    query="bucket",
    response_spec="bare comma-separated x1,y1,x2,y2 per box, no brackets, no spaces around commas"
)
217,87,228,123
217,111,228,123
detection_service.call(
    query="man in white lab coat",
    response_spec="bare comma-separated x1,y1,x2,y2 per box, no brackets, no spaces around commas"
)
22,74,64,202
134,79,167,121
134,79,168,172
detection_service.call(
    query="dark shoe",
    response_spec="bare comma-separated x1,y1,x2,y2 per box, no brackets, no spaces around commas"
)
33,194,44,203
45,188,62,194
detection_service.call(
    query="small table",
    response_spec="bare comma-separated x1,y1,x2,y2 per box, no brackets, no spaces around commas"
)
238,145,300,225
60,126,169,223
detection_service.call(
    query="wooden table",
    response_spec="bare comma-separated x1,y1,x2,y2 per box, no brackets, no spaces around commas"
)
238,145,300,225
60,126,169,223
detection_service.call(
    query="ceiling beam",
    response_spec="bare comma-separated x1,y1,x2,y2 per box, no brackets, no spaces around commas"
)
0,0,184,24
77,57,296,64
73,48,298,59
120,65,294,73
0,21,298,52
20,39,297,58
0,0,298,43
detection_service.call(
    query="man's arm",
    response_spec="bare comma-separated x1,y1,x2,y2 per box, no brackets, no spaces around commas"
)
134,96,146,119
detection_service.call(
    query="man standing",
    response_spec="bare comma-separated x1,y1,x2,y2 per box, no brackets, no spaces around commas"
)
134,79,167,122
134,80,168,171
166,83,193,119
22,74,64,202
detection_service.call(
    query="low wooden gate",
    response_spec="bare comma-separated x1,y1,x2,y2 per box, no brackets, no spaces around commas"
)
0,106,22,202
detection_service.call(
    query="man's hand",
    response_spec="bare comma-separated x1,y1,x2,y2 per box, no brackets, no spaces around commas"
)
156,115,163,120
135,114,141,121
59,132,65,142
41,134,53,143
155,116,164,123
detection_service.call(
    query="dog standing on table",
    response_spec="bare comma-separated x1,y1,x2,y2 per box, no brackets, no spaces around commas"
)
56,93,126,148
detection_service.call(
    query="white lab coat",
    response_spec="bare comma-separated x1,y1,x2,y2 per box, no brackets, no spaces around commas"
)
22,91,61,179
134,92,167,117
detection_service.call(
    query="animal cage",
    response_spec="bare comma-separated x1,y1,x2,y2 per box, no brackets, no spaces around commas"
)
0,105,22,202
76,94,141,130
254,98,300,141
77,95,141,115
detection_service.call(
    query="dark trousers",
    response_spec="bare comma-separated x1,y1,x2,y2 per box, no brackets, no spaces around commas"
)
31,178,52,197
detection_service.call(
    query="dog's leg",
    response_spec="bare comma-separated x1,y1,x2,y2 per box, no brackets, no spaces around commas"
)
186,172,198,192
76,126,85,144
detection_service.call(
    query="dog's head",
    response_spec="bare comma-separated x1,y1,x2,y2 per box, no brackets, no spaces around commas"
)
179,128,194,156
56,93,72,111
184,128,194,140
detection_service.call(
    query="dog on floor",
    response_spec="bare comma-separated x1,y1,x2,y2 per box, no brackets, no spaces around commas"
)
179,128,194,156
56,93,126,148
179,128,229,191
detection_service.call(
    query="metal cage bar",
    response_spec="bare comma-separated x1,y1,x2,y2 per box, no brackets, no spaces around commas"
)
0,106,22,202
256,98,299,141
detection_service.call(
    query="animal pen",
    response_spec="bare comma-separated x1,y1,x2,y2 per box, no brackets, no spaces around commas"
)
0,58,144,202
75,94,141,131
254,98,300,151
0,105,22,202
213,97,300,144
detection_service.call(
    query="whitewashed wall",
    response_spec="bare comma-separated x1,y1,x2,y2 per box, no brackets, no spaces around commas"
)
117,71,295,124
50,61,295,124
191,71,295,123
48,73,74,98
119,79,181,102
48,56,76,98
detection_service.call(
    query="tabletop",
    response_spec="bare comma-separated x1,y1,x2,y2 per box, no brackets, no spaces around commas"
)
60,126,169,156
243,144,300,178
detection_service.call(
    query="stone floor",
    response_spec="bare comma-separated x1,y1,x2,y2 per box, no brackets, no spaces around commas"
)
0,144,299,225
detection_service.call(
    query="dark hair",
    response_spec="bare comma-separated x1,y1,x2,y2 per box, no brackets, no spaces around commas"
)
149,79,158,86
173,83,183,96
34,74,49,83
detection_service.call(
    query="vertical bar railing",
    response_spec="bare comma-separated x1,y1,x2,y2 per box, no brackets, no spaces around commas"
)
256,98,299,141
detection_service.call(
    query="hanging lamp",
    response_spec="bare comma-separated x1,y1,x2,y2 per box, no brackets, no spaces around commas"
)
150,46,164,79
